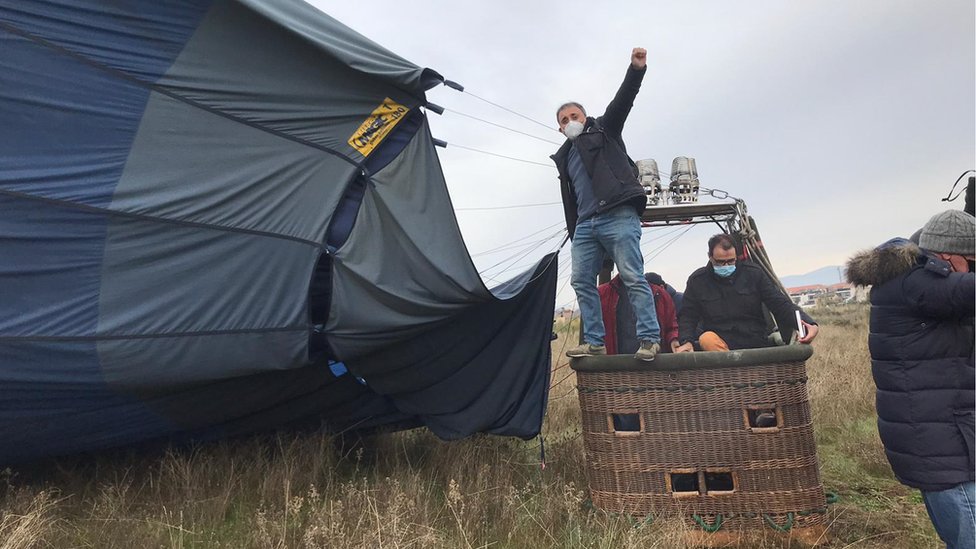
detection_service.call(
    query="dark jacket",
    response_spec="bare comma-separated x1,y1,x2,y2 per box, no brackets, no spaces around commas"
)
551,66,648,238
678,261,809,350
846,239,975,491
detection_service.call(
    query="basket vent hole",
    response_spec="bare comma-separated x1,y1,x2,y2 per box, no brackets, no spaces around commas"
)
747,408,778,428
611,413,641,433
670,472,699,494
704,471,735,492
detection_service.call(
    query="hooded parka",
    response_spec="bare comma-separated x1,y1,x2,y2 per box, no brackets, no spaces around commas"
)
846,239,975,491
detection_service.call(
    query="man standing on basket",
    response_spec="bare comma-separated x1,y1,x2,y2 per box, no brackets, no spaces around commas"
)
552,48,661,361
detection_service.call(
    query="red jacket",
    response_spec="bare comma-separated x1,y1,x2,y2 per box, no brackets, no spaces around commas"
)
598,275,679,355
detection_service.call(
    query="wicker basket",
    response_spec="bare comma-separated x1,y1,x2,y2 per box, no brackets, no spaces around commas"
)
572,345,827,541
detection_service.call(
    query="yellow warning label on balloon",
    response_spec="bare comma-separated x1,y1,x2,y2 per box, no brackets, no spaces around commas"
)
348,98,410,157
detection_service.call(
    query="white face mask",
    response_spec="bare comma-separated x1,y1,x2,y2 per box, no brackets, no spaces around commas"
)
563,120,585,140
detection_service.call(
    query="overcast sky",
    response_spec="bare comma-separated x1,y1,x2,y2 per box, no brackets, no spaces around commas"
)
315,0,975,309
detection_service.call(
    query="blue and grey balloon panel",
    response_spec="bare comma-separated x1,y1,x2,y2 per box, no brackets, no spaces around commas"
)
0,0,555,463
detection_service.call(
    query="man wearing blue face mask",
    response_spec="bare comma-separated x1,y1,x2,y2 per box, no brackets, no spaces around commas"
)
552,47,662,361
674,233,818,352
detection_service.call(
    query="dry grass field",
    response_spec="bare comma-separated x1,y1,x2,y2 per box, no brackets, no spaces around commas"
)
0,304,943,548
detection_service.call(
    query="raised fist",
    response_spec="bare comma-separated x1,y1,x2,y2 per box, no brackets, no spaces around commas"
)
631,47,647,69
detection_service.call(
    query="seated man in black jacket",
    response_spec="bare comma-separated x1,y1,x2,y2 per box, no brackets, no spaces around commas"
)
674,233,818,352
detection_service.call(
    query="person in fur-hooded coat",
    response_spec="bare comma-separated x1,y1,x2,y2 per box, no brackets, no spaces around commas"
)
846,209,975,549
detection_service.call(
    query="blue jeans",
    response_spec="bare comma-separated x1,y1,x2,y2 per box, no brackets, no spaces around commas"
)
922,482,976,549
571,206,660,347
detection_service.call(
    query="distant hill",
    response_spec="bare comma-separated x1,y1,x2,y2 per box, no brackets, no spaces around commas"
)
780,265,844,288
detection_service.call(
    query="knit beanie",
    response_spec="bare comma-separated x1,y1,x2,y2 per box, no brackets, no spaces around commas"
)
919,210,975,255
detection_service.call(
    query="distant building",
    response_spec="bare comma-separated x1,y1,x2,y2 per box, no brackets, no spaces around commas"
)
827,282,854,301
787,284,828,308
787,282,867,307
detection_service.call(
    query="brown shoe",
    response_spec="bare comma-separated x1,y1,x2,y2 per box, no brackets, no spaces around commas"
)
566,343,607,358
635,341,660,361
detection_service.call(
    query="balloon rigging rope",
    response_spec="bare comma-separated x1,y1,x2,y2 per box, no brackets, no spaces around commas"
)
456,201,561,212
460,89,558,133
478,228,566,277
443,107,562,146
447,143,552,168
